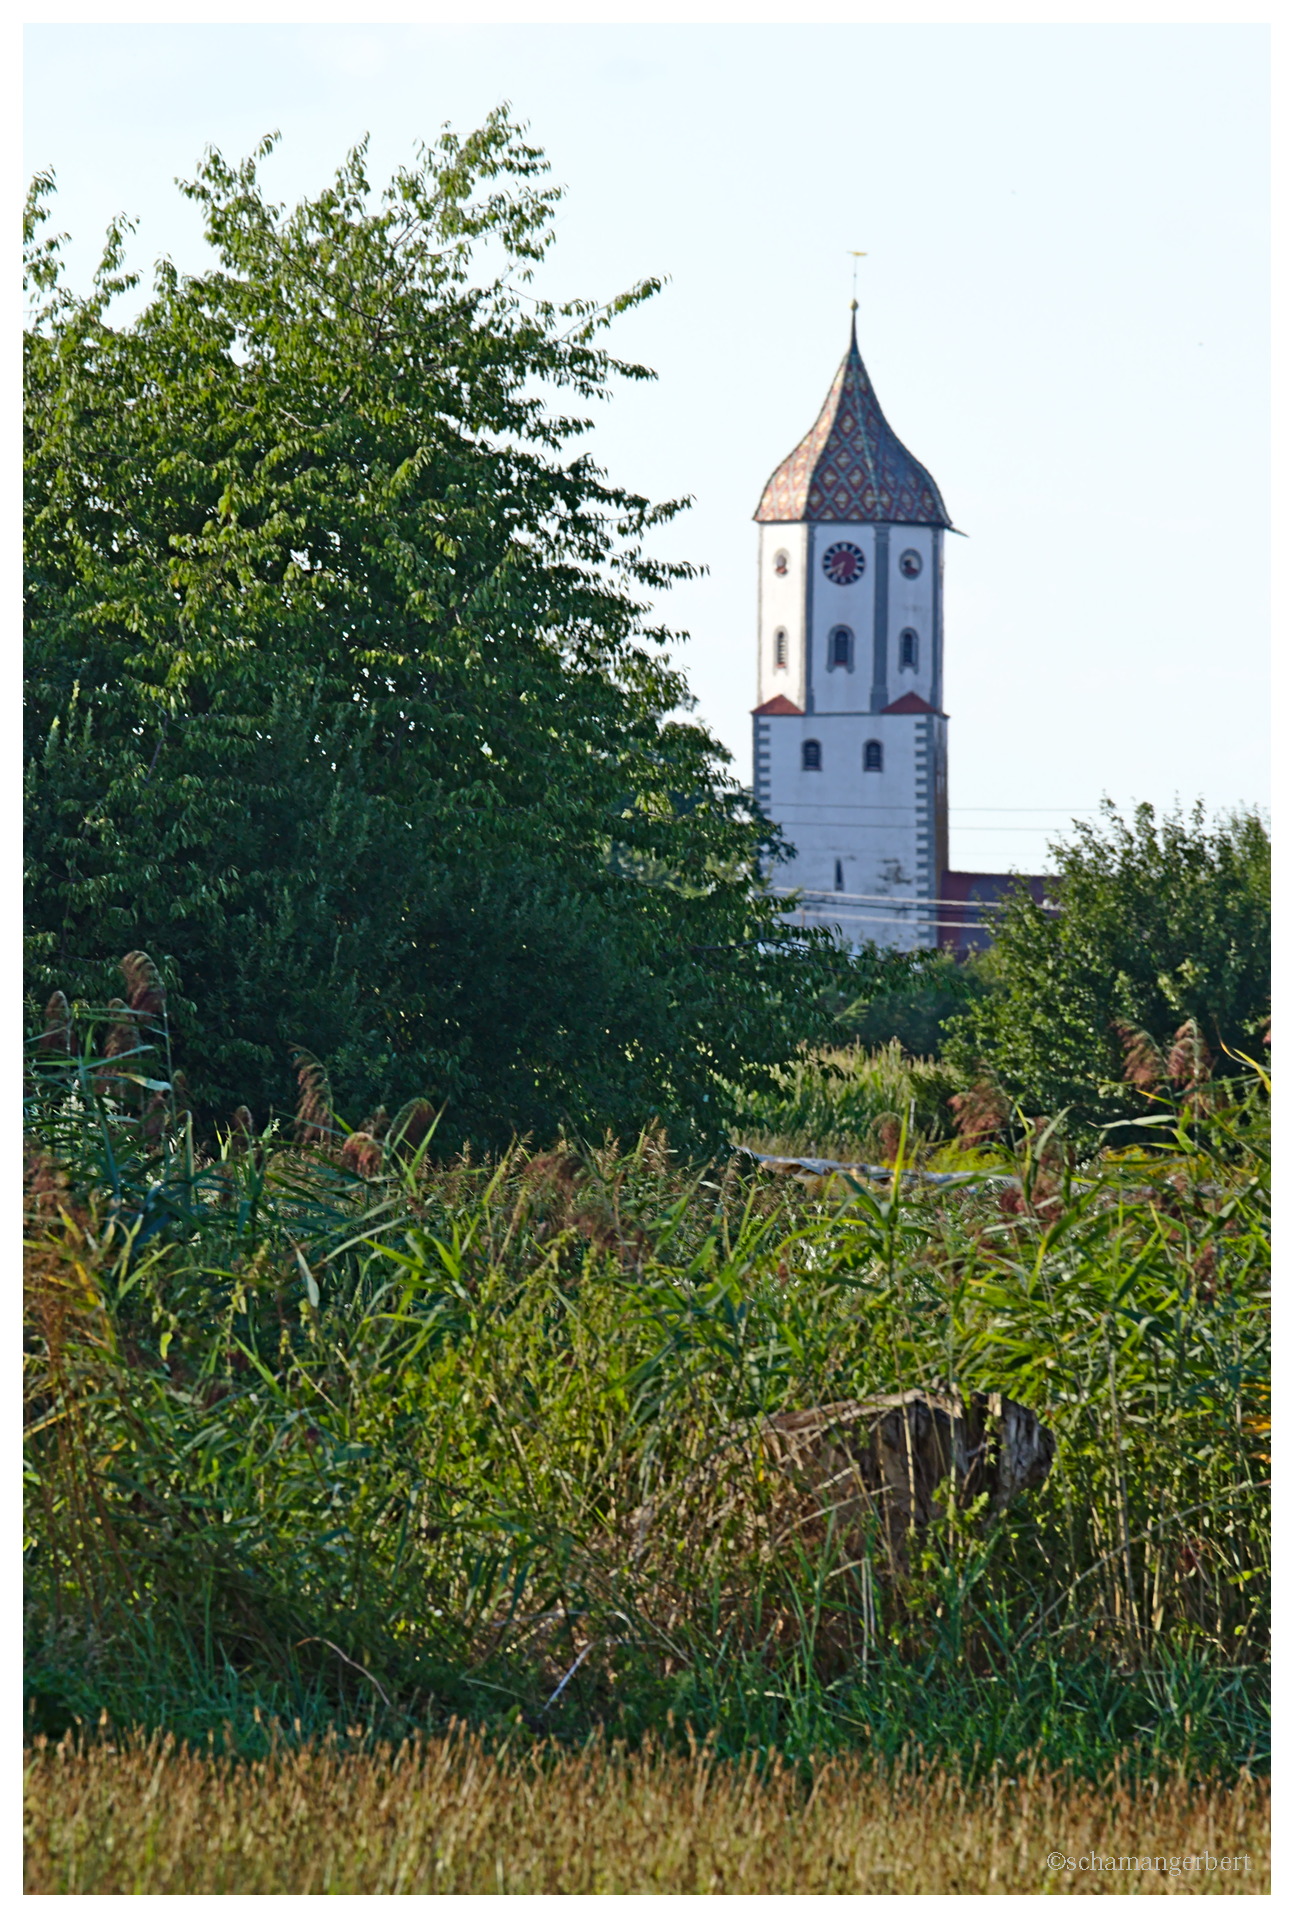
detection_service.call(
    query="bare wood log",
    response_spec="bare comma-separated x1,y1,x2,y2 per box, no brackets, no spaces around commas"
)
628,1388,1055,1589
757,1389,1055,1574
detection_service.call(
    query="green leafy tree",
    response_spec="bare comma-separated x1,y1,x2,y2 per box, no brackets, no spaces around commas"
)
945,801,1270,1128
831,945,991,1059
24,115,846,1147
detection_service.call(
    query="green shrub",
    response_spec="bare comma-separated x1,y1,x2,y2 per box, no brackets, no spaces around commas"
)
837,949,991,1059
946,803,1270,1131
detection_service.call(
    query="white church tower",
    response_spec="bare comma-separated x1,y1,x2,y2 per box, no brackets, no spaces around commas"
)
752,304,952,950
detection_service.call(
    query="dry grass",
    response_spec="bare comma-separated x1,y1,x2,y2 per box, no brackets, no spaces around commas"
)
24,1730,1269,1895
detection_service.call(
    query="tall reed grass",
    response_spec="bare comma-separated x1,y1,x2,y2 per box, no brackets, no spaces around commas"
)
732,1039,965,1160
23,993,1269,1777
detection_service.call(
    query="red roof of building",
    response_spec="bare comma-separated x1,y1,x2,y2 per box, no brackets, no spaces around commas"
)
881,691,941,715
937,870,1056,959
752,694,804,716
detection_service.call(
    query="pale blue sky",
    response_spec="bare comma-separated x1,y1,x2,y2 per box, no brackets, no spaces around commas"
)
24,21,1269,875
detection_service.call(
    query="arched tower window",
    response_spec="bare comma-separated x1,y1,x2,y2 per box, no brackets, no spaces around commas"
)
864,740,883,773
773,549,789,577
829,625,853,670
899,628,919,670
802,739,822,772
834,859,844,892
774,628,788,669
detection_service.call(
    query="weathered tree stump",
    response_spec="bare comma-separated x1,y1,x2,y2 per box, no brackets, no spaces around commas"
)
756,1388,1055,1575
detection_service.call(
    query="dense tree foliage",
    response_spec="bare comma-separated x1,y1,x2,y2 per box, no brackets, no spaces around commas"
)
834,948,990,1060
24,115,861,1147
945,802,1270,1128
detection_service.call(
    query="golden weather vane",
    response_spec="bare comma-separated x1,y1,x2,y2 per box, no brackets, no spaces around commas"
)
848,250,868,305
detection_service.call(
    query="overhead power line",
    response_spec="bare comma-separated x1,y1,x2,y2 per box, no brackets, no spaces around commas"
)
763,803,1096,814
783,923,1031,939
771,887,1044,908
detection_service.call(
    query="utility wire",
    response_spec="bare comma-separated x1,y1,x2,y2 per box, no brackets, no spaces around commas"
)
771,887,1053,909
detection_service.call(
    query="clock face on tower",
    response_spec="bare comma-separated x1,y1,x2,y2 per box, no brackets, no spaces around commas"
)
821,541,866,585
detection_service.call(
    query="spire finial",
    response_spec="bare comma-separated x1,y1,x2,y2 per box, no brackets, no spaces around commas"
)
848,249,867,307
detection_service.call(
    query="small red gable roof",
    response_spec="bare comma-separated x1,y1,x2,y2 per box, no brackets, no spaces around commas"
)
752,694,804,716
881,691,941,715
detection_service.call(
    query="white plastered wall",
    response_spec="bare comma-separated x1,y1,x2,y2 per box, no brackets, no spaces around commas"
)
758,711,944,950
758,521,944,719
756,523,810,709
885,525,942,712
803,522,878,716
753,508,948,951
801,523,942,716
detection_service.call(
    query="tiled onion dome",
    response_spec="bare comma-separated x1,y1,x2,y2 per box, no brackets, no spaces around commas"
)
754,309,951,528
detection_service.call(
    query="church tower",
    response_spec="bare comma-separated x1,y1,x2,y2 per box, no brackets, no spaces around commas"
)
752,305,951,949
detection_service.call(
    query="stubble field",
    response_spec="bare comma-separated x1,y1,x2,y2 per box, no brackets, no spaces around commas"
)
25,1727,1269,1896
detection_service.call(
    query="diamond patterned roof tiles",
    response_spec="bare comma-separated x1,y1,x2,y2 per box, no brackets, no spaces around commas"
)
754,312,952,528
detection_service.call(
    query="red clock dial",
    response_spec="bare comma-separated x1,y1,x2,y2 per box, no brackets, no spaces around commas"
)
822,541,866,585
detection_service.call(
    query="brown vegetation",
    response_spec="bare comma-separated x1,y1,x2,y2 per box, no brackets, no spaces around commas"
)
24,1730,1268,1895
949,1077,1011,1148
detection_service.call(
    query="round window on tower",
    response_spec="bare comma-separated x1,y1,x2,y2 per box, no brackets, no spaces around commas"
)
898,548,923,580
773,550,789,577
